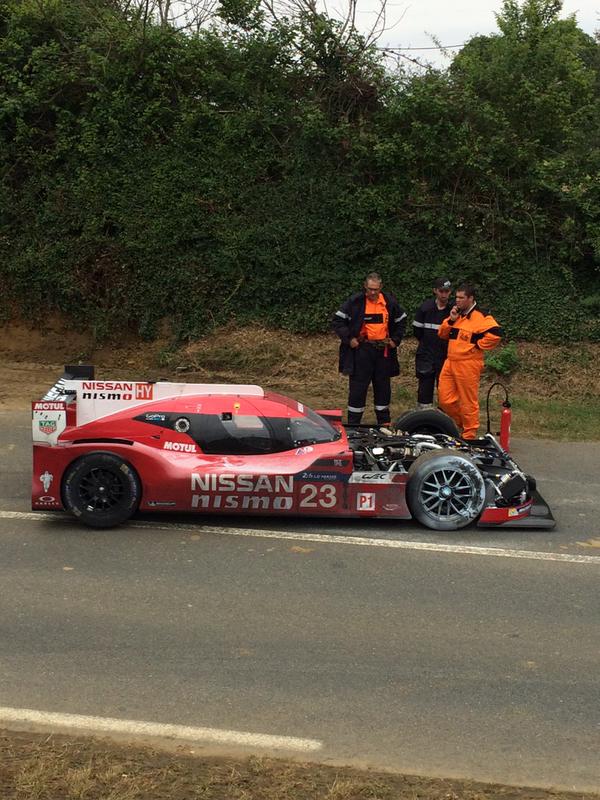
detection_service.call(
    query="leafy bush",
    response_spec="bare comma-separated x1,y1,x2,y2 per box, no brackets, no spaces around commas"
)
1,0,598,342
485,342,520,375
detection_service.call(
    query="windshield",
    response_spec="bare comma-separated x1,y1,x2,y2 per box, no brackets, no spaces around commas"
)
289,408,342,447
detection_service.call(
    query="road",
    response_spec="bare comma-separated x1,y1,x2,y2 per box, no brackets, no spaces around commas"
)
1,410,599,791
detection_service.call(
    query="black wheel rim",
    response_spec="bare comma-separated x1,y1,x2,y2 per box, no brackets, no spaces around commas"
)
77,467,126,512
419,467,480,522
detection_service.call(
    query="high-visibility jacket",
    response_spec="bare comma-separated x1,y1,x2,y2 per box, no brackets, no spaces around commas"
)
332,291,407,377
437,304,502,359
360,295,389,341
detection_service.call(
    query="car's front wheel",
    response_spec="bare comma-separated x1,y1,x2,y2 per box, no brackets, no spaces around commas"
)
407,449,486,530
62,452,141,528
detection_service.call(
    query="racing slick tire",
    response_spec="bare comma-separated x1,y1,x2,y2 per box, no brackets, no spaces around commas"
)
62,452,141,529
407,449,486,531
394,409,460,437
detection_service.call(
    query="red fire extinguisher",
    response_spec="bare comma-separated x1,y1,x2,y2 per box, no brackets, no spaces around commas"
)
486,382,512,452
500,399,512,451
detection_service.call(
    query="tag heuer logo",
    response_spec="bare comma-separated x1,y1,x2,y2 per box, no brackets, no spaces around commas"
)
39,420,57,435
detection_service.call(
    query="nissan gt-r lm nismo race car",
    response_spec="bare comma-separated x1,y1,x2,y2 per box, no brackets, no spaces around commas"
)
32,366,555,531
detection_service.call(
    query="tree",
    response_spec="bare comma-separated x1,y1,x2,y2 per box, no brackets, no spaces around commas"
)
443,0,600,335
1,0,598,341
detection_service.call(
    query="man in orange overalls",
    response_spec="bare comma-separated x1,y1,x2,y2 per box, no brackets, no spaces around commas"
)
437,282,503,439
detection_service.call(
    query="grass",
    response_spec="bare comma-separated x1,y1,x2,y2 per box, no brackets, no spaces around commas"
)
510,396,600,440
1,321,599,439
142,327,600,441
2,729,598,800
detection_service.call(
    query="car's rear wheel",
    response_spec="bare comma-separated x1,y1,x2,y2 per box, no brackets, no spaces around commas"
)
394,409,460,437
62,453,141,528
407,449,486,530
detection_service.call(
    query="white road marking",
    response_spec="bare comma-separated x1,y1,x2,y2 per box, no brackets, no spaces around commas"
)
1,511,55,520
0,706,322,752
2,509,600,564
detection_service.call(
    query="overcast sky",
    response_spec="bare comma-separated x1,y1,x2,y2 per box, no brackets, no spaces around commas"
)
351,0,599,66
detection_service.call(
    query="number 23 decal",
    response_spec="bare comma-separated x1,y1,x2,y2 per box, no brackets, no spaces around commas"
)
299,483,337,508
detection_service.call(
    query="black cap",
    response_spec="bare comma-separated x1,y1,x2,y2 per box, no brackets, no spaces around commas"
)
433,277,452,290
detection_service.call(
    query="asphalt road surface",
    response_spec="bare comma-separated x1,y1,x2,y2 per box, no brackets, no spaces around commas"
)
1,410,599,791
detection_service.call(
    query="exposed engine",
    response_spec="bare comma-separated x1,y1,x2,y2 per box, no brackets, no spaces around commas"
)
347,427,460,472
346,426,529,506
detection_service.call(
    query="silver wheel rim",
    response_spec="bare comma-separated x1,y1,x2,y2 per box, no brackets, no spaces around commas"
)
419,467,481,522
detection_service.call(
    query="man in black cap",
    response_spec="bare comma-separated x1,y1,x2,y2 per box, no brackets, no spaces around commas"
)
412,277,452,409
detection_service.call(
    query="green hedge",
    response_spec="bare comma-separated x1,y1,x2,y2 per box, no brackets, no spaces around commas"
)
1,0,599,341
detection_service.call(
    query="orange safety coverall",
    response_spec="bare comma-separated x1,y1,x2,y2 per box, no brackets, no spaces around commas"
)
437,304,502,439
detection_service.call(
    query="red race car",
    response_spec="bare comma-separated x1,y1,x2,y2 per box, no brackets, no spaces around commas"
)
32,366,555,531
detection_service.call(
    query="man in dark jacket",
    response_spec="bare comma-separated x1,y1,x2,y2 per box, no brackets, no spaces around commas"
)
413,277,452,408
332,272,407,425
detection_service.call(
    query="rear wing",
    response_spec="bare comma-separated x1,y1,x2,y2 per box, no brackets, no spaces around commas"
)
41,364,96,402
33,365,264,443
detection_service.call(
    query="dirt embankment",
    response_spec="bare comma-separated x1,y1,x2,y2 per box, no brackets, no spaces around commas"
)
0,319,600,411
2,318,600,435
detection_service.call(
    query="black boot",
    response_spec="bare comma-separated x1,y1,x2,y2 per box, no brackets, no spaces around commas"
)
375,409,390,425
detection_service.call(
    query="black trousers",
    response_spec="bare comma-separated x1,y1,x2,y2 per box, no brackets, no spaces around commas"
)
416,354,445,405
347,344,392,425
417,366,443,405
